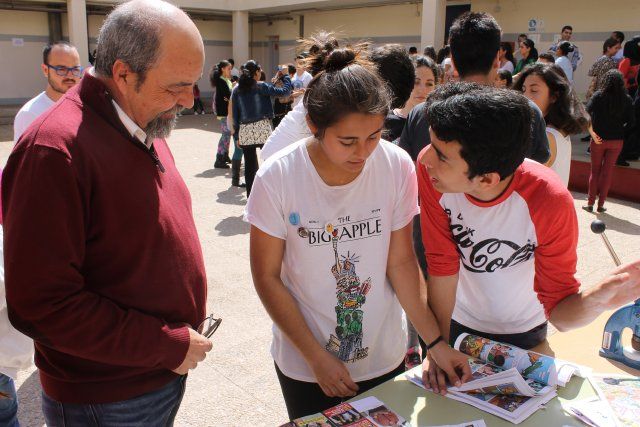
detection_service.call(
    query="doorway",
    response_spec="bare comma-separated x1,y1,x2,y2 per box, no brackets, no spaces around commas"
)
444,4,471,44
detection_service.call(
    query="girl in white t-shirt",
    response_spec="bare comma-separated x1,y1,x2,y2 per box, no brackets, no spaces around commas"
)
245,46,471,420
513,63,589,186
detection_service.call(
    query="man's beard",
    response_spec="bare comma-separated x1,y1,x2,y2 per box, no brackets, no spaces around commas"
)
48,75,77,94
144,105,183,139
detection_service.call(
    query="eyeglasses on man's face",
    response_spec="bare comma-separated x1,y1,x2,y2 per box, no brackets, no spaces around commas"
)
46,64,83,78
197,314,222,338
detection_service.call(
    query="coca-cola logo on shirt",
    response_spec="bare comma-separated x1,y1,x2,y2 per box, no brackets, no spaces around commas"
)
446,210,536,273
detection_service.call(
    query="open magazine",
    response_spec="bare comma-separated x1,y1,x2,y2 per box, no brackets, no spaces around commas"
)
279,396,409,427
407,333,590,424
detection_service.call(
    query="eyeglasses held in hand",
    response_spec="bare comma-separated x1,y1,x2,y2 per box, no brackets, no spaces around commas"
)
46,64,83,77
197,314,222,338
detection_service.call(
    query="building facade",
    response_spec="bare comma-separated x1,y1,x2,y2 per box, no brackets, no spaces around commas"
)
1,0,639,104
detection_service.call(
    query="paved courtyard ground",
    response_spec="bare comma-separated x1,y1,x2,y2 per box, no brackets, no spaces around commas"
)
1,115,639,426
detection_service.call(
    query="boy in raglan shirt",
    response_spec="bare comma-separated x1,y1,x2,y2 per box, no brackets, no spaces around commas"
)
419,83,640,393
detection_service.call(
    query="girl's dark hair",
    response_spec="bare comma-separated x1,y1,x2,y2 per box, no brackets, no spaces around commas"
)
538,52,556,63
499,41,515,67
369,44,414,109
436,45,450,64
423,45,437,61
594,69,630,119
299,31,341,76
512,63,589,135
209,59,231,87
238,60,260,92
414,55,440,83
603,37,620,54
557,41,574,56
304,47,390,137
522,38,539,61
497,69,513,87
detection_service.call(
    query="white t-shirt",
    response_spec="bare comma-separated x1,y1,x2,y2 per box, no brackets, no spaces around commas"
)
261,101,312,161
555,56,573,82
13,91,55,143
499,60,514,74
291,71,313,107
245,138,418,382
419,159,580,335
546,127,572,187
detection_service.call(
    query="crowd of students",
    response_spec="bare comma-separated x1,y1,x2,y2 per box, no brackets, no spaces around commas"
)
2,1,640,425
244,13,640,420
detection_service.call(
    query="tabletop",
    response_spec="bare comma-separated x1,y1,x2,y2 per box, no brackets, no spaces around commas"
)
355,310,639,426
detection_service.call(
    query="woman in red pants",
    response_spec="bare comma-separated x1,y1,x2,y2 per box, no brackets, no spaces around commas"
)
584,69,635,213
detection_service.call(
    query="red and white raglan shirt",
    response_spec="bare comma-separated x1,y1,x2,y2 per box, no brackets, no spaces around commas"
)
417,157,581,334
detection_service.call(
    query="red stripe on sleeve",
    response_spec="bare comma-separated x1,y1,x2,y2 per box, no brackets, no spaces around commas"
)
416,148,460,277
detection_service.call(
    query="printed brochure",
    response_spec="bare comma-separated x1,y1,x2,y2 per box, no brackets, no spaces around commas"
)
407,333,589,424
279,396,409,427
589,374,640,427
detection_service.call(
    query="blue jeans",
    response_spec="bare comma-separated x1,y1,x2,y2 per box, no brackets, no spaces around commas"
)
42,375,187,427
0,373,19,427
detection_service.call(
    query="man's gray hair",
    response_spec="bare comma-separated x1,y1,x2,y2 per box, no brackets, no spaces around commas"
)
94,2,162,88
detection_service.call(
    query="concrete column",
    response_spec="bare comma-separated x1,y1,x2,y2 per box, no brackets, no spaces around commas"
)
67,0,89,66
420,0,446,50
232,10,250,65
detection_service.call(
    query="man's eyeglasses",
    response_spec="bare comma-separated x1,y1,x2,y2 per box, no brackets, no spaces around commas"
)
46,64,83,78
196,314,222,338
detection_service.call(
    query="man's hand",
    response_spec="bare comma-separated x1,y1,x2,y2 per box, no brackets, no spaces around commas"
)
595,259,640,309
422,342,472,395
172,328,213,375
308,350,359,398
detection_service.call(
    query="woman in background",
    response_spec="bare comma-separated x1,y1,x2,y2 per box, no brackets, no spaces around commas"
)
231,60,292,196
514,63,589,186
514,38,538,75
211,60,234,170
383,56,439,143
498,42,515,74
584,69,635,212
554,41,575,83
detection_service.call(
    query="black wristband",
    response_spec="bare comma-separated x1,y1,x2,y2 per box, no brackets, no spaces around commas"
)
425,335,444,351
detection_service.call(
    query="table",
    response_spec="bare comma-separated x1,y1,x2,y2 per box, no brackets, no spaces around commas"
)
356,310,640,426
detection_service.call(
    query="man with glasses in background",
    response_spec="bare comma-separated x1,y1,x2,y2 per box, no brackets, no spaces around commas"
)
13,41,83,142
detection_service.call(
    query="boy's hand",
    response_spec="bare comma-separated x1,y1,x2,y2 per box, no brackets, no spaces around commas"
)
422,342,472,395
595,259,640,309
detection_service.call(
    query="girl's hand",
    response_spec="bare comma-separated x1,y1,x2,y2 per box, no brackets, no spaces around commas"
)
308,350,359,398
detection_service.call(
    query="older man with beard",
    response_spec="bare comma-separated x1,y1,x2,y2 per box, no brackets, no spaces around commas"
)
2,0,212,424
13,41,82,142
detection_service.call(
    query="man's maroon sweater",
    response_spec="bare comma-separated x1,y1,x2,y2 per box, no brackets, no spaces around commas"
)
2,72,207,403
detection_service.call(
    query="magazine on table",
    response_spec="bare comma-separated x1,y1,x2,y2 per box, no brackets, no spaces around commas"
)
406,333,590,424
279,396,409,427
588,374,640,427
453,333,590,388
422,421,487,427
